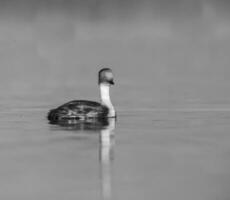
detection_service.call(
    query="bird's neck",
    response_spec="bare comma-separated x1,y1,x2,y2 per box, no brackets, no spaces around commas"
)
100,84,115,117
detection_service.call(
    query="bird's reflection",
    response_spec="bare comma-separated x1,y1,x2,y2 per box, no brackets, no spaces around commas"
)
49,117,112,131
49,117,116,200
99,118,115,200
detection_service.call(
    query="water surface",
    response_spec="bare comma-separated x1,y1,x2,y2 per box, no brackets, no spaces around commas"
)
0,91,230,200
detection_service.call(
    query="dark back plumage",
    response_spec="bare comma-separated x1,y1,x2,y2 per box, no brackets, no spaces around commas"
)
47,100,109,122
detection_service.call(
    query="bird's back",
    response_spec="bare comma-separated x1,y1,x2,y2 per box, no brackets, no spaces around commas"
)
47,100,109,122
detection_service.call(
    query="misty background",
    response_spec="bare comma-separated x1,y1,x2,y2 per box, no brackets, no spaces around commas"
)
0,0,230,109
1,1,230,200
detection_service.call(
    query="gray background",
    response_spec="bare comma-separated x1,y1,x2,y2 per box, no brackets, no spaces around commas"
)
0,0,229,108
0,1,230,200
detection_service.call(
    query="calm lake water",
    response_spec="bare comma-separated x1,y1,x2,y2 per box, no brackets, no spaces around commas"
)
1,87,230,200
1,1,230,199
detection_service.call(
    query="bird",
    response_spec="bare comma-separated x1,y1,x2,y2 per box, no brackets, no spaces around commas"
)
47,68,116,123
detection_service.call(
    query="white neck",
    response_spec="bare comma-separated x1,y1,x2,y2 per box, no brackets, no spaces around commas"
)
100,84,115,117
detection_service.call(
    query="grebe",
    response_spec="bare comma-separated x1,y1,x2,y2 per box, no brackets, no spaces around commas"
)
47,68,116,122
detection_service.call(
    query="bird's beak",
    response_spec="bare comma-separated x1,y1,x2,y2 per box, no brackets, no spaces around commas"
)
109,80,115,85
